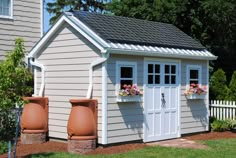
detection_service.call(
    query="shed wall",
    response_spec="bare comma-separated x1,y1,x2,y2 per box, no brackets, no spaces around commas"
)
36,23,103,142
0,0,41,60
180,60,208,134
106,54,144,144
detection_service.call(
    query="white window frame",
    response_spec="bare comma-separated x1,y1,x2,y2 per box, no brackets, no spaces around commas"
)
116,61,137,95
0,0,13,19
186,65,202,88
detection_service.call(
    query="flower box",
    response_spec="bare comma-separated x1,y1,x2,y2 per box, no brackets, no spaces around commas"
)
116,95,142,102
185,93,206,100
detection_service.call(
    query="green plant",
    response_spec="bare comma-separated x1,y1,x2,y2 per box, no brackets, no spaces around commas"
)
211,120,229,132
0,140,8,154
0,38,33,141
209,69,229,100
225,119,236,130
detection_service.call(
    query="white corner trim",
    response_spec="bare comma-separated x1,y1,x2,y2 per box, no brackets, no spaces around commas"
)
40,0,43,37
102,61,108,144
115,61,137,96
178,61,182,137
206,60,209,131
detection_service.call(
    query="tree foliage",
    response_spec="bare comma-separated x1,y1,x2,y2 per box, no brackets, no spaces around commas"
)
0,39,33,140
209,69,228,100
228,71,236,100
0,38,33,110
47,0,109,25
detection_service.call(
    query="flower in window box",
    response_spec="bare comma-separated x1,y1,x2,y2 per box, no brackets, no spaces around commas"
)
119,84,143,96
184,83,207,96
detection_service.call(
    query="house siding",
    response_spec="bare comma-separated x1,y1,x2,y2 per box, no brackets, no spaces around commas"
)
106,54,144,144
36,23,102,140
0,0,41,60
180,60,208,134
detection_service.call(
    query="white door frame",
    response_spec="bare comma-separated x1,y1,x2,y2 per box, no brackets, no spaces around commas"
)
143,57,181,142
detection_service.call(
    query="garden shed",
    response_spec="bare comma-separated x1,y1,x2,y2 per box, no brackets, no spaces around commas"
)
27,11,217,144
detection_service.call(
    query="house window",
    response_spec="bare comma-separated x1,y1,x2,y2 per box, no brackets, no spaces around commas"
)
187,65,202,86
116,61,137,90
0,0,12,18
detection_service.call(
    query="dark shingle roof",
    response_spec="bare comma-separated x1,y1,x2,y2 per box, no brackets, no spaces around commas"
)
71,11,205,50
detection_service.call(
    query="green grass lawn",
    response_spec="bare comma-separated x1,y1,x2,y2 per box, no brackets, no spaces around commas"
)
32,139,236,158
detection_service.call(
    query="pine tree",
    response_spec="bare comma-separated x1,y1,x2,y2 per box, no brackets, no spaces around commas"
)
228,71,236,100
209,69,228,100
47,0,108,25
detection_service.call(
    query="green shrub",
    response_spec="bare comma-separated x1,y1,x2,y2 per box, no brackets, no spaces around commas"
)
0,109,16,141
0,141,8,154
209,69,229,100
211,120,229,132
226,119,236,130
228,71,236,100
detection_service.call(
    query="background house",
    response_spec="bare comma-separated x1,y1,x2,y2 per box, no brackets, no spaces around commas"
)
28,11,217,144
0,0,42,60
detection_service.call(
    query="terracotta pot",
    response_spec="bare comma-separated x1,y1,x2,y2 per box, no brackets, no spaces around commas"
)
67,99,97,140
21,97,48,133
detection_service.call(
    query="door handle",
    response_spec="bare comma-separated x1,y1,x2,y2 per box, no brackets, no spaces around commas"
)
161,93,166,108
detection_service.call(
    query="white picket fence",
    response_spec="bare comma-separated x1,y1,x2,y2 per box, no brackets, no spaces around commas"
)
210,100,236,120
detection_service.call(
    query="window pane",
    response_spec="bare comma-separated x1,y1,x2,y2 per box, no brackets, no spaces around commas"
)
121,67,133,78
120,80,133,89
3,8,8,15
155,75,160,84
190,70,198,79
148,75,153,84
165,75,170,84
148,64,153,73
171,76,176,84
165,65,170,73
171,65,176,74
3,0,9,6
155,64,160,73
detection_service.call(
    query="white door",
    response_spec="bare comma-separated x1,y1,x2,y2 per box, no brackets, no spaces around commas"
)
144,61,179,142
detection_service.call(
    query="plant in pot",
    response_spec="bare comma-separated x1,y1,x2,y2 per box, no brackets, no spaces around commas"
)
184,83,207,100
0,38,33,156
117,84,143,102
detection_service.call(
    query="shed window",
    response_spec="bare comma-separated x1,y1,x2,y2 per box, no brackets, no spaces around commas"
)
0,0,12,18
187,65,202,86
116,62,137,90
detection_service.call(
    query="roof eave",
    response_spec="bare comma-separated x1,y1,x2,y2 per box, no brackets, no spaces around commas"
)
108,48,218,60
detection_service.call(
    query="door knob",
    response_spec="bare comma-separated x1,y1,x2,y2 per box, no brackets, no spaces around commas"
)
161,93,166,108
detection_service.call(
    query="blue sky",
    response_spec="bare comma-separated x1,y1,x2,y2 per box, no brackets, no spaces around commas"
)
43,0,53,33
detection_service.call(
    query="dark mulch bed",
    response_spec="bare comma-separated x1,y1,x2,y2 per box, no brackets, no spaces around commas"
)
1,131,236,157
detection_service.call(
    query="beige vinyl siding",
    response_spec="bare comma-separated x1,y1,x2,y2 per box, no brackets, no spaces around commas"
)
36,23,102,140
0,0,41,60
180,60,208,134
106,54,144,144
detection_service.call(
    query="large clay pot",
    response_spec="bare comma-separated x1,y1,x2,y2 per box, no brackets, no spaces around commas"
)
21,97,48,133
67,99,97,140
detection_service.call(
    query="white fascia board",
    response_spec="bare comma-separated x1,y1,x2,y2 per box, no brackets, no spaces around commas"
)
28,14,108,58
108,48,218,60
68,14,110,49
28,16,67,58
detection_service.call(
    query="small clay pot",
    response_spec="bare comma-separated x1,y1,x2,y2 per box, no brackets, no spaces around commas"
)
21,97,48,132
67,99,97,140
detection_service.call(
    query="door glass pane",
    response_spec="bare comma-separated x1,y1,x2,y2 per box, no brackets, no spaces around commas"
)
148,64,153,73
171,76,176,84
165,75,170,84
190,70,198,79
165,65,170,74
120,80,133,89
148,75,153,84
171,65,176,74
155,64,160,73
121,67,133,78
155,75,160,84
